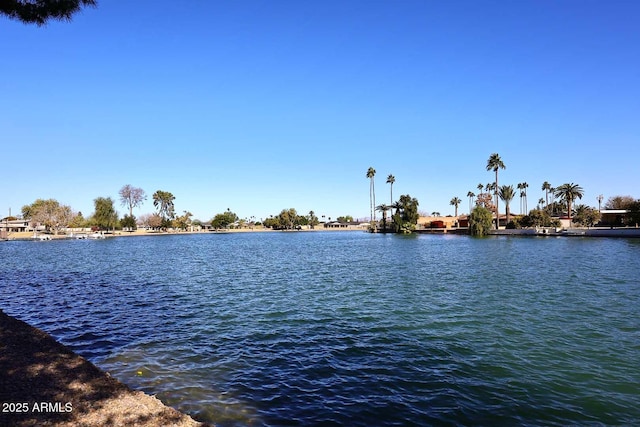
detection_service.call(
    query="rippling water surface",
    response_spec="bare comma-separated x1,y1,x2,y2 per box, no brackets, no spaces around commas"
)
2,232,640,425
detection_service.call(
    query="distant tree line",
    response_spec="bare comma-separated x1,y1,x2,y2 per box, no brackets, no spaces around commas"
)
18,185,194,233
262,209,320,230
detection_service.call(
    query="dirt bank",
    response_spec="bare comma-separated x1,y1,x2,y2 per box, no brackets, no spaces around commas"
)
0,310,207,427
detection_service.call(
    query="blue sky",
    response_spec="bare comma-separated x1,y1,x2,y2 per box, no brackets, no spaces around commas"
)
2,0,639,222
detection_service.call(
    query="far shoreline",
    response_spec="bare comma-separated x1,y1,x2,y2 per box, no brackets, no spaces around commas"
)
4,225,640,241
3,226,366,241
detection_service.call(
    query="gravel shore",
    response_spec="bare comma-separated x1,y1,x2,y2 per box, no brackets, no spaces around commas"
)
0,310,207,427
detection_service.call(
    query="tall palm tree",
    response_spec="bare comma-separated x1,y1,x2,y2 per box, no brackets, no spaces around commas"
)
477,183,484,197
542,181,551,207
386,174,395,206
450,197,461,217
522,182,529,213
486,153,505,229
517,183,524,214
554,183,584,222
366,167,376,224
498,185,515,225
467,191,475,214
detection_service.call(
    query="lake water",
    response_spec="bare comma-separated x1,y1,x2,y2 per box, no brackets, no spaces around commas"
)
1,232,640,426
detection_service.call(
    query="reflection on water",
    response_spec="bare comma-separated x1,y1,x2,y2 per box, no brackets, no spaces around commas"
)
2,233,640,426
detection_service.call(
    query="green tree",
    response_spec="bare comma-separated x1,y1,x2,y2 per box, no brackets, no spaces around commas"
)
554,183,584,221
119,184,147,218
92,197,118,231
152,190,175,225
469,206,493,237
1,0,96,26
263,216,279,229
498,185,516,225
392,194,419,233
120,215,137,231
307,211,319,229
520,209,561,228
386,174,395,205
277,208,300,230
572,205,601,227
336,215,354,223
173,211,193,231
450,197,461,217
366,167,376,226
486,153,505,229
68,212,87,229
211,209,238,230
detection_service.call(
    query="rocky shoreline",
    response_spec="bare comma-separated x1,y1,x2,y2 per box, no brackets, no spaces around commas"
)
0,310,207,427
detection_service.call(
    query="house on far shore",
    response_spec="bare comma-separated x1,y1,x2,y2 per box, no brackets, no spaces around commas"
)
419,214,513,230
598,209,632,227
0,218,32,234
419,215,479,230
324,221,369,230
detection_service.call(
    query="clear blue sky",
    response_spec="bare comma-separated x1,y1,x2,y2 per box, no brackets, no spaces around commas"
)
2,0,639,222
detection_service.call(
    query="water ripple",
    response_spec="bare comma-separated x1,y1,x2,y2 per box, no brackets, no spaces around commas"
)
2,233,640,425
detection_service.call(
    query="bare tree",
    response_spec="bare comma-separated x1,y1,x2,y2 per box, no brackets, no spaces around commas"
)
119,185,147,218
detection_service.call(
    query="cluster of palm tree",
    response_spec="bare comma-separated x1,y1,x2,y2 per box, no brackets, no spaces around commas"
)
367,167,405,231
517,182,529,214
455,154,587,229
486,153,506,229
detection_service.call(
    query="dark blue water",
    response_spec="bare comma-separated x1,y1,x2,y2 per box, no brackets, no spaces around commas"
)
1,233,640,426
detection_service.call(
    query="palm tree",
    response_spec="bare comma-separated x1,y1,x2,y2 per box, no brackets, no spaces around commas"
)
548,186,556,214
542,181,551,207
152,190,175,221
386,174,395,205
450,197,461,217
498,185,515,225
554,183,584,222
521,182,529,213
477,183,484,197
366,167,376,224
517,183,524,214
467,191,475,214
486,153,506,229
391,201,402,217
376,204,389,231
537,198,545,210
